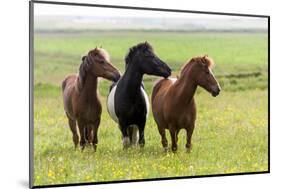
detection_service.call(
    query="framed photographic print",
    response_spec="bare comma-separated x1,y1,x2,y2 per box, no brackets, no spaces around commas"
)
29,0,269,188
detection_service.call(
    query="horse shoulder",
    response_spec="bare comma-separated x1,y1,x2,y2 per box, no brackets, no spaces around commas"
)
152,79,174,119
152,78,172,102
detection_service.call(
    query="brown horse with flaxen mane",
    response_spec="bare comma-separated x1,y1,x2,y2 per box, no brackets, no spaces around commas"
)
62,47,120,151
151,55,221,152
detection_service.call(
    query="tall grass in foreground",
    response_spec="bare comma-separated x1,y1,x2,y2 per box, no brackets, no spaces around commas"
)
33,31,268,186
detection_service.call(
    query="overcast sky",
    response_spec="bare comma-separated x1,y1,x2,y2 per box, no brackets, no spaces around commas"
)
34,3,267,20
34,3,268,31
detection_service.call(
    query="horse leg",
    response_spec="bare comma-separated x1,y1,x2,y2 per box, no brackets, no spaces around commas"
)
176,129,180,143
128,126,138,146
138,122,145,148
86,126,93,145
128,127,134,146
77,120,86,150
169,127,178,152
119,119,130,149
186,124,195,152
92,118,100,151
67,117,79,148
157,125,168,151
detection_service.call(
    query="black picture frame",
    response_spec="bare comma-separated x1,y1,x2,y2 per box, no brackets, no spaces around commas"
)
29,0,270,188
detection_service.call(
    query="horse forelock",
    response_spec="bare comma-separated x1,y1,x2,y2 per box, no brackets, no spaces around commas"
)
202,55,214,68
125,42,154,65
89,48,110,62
97,48,110,62
180,55,215,77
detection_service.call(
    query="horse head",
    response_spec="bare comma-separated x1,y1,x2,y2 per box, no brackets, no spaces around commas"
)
125,42,171,78
82,47,120,82
186,55,221,97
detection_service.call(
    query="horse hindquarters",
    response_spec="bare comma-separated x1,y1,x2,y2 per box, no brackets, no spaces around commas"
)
152,99,168,150
152,79,182,151
62,75,77,119
62,76,80,148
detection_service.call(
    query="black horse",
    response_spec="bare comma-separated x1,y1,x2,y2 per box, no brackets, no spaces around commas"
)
107,42,171,148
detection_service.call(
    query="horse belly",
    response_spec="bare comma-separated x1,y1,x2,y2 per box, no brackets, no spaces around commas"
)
107,85,119,123
141,87,150,119
107,85,149,124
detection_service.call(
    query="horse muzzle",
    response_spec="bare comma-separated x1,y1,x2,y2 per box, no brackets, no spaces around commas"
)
211,86,221,97
112,73,121,82
163,70,171,78
160,66,172,78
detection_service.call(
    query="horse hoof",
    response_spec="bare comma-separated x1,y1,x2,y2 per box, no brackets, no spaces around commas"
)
123,137,130,149
80,145,86,151
93,145,97,152
172,147,177,152
186,147,191,153
163,147,168,152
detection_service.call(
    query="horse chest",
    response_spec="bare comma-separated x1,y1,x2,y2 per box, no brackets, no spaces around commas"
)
76,98,101,121
164,101,196,129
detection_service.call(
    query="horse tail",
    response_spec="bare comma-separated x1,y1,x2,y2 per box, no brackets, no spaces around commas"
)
61,78,67,91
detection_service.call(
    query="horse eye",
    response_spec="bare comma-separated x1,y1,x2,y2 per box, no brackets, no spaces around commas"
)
100,60,105,64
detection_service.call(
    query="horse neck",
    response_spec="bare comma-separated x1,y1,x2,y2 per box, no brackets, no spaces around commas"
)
175,66,197,105
81,74,98,98
122,63,143,97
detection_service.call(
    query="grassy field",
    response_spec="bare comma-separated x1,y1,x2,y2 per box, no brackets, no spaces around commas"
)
33,31,268,186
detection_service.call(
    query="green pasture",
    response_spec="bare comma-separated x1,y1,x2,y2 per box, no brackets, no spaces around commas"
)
33,31,268,186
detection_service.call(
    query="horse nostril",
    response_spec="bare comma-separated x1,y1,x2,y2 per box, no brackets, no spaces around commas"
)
216,88,221,96
114,74,121,82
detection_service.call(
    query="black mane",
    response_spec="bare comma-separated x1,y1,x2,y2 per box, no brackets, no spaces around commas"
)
125,42,153,66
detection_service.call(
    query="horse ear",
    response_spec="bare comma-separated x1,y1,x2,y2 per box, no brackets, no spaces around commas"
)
82,56,87,61
93,46,98,53
89,48,98,59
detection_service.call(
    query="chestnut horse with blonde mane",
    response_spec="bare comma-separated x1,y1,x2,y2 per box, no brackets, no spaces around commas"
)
151,55,221,152
62,47,120,151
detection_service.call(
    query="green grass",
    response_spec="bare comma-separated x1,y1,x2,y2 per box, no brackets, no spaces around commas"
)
33,31,268,186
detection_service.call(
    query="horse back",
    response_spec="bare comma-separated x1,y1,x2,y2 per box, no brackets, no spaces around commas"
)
62,74,77,91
